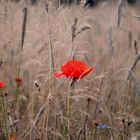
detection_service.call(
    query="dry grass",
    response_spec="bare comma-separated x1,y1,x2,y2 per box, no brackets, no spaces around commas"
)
0,0,140,140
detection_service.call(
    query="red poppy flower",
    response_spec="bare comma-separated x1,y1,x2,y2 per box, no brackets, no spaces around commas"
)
15,78,22,87
55,60,93,79
0,81,4,89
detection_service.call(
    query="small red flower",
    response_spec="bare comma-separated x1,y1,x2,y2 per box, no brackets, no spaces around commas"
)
55,60,93,79
15,78,22,87
0,81,4,89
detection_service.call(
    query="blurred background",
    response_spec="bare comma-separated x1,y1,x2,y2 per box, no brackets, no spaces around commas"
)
0,0,140,140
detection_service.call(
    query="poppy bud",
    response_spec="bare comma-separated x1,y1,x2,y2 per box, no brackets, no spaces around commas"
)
0,81,4,89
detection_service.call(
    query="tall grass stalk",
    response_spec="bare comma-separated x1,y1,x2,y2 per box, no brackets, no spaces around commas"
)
92,57,109,140
43,1,56,139
21,7,28,51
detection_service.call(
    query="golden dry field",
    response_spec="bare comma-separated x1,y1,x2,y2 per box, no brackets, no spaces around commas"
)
0,0,140,140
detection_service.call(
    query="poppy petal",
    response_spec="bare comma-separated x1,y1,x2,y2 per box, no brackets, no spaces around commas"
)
54,71,64,77
61,60,87,78
55,60,94,79
80,67,94,79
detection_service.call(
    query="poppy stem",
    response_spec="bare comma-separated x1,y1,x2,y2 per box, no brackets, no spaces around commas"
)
69,79,75,133
69,79,75,118
64,78,75,139
69,78,75,107
1,95,9,140
14,65,21,114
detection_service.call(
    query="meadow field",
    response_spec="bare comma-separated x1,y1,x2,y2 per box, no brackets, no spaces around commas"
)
0,0,140,140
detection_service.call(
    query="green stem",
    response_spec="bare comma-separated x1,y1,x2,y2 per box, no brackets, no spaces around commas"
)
63,79,75,139
14,86,19,112
69,79,75,116
14,65,20,113
2,95,9,139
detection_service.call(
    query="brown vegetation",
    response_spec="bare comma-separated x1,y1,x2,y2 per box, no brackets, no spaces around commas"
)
0,0,140,140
